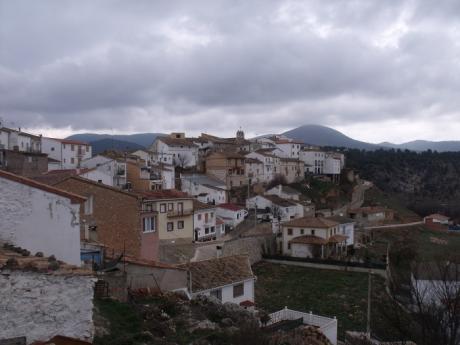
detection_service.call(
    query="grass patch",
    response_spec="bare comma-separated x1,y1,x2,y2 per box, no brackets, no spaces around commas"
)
253,262,386,340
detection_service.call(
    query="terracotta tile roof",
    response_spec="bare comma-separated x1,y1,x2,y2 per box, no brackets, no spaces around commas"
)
261,195,298,207
327,234,348,243
158,136,197,147
218,203,245,211
290,235,327,245
240,300,255,307
0,245,93,276
136,189,191,200
327,215,355,224
193,199,216,211
181,255,254,292
282,217,339,229
33,169,95,186
207,151,245,159
426,213,450,221
255,149,278,158
105,253,186,270
0,170,85,204
47,137,90,146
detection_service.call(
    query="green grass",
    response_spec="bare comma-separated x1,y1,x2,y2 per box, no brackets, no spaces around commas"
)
253,262,388,339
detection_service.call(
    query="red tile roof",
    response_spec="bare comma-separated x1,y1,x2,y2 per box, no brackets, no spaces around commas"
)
240,300,255,307
217,203,245,211
0,170,86,204
290,235,328,245
47,137,90,146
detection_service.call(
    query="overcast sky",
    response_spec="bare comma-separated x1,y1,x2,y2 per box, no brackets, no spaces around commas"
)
1,0,460,143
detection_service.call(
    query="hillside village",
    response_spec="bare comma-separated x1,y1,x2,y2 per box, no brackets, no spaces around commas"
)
1,125,459,345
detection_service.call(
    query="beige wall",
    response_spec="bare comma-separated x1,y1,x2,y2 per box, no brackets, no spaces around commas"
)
154,198,194,241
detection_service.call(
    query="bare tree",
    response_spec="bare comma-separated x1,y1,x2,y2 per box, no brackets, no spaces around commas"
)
175,153,190,169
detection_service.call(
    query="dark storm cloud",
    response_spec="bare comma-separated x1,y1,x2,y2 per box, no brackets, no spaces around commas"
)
1,0,460,139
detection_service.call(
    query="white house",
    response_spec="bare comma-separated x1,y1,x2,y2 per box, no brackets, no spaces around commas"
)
150,163,175,190
273,138,303,159
216,203,248,229
265,184,301,201
245,158,264,185
80,155,127,188
0,170,85,265
131,149,154,165
0,126,42,153
245,149,281,183
299,148,326,174
280,217,347,259
42,137,92,169
246,195,303,221
411,261,460,306
185,255,255,305
193,200,224,242
150,133,199,168
327,216,355,246
181,174,228,204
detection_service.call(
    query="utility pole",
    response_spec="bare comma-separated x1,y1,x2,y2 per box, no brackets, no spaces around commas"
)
366,269,372,338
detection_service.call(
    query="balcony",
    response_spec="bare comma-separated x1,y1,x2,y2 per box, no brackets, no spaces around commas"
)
167,208,193,218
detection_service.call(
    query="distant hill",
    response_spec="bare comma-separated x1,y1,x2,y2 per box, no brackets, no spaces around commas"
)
378,140,460,152
282,124,381,150
90,138,146,155
66,133,165,148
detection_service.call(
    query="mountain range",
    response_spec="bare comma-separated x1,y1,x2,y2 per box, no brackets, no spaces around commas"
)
66,125,460,153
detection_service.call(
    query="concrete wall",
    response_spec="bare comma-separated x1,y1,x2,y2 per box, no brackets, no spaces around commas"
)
222,236,275,264
0,150,48,177
0,178,81,265
0,271,95,344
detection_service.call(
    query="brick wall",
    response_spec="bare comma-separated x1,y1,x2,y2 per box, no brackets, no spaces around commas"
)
0,150,47,177
55,178,146,259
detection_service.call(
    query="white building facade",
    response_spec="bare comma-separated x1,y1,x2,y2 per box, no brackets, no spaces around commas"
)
42,137,92,169
0,170,84,265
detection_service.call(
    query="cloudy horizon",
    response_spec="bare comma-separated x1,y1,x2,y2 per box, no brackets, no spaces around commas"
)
1,1,460,144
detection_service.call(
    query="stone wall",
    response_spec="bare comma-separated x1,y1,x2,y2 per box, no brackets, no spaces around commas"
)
222,235,275,264
0,271,96,344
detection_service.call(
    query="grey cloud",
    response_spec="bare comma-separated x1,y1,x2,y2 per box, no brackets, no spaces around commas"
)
1,0,460,138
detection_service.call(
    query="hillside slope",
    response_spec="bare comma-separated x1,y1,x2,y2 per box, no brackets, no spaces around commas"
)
66,133,164,147
282,125,380,150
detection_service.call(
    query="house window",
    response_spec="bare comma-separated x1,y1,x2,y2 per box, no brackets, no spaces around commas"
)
178,220,184,229
84,195,93,215
233,283,244,298
197,214,202,220
287,228,293,236
300,229,304,235
51,147,55,151
211,226,215,233
168,203,174,211
143,217,156,233
86,146,89,152
160,203,166,213
71,157,75,164
210,289,222,301
311,229,315,235
71,144,75,151
167,222,174,231
210,212,214,218
288,243,291,250
205,227,209,234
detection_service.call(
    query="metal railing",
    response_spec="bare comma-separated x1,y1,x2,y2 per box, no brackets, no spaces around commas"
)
167,208,193,218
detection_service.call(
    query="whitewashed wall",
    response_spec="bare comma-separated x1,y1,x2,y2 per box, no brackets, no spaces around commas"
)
0,178,82,265
0,271,96,344
194,279,255,304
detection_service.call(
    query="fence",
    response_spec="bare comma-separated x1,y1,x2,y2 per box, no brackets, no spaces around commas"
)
265,307,337,345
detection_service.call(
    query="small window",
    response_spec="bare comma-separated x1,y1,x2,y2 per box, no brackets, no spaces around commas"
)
205,227,209,234
178,220,184,229
233,283,244,298
211,226,215,233
168,203,174,211
287,228,293,236
51,147,55,151
84,195,93,215
288,243,291,250
167,222,174,231
71,144,75,151
143,217,156,233
197,214,202,220
71,157,75,164
86,146,89,152
311,229,315,235
160,203,166,213
300,229,304,235
210,289,222,301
